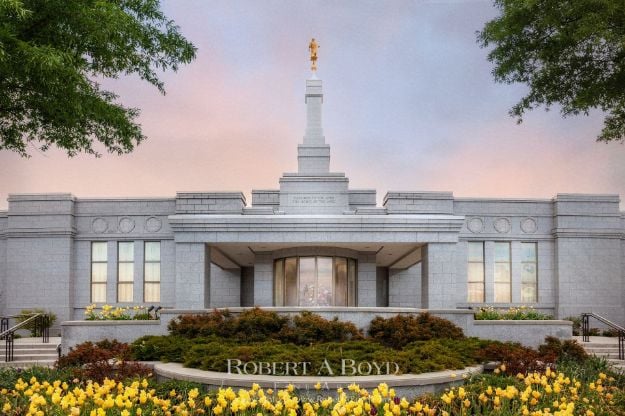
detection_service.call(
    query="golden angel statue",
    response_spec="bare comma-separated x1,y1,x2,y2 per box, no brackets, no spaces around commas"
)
309,38,319,71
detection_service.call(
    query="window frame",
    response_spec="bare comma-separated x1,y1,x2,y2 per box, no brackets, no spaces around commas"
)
90,241,108,303
143,241,161,303
273,256,357,307
520,242,538,303
493,241,512,303
467,241,485,303
117,241,134,303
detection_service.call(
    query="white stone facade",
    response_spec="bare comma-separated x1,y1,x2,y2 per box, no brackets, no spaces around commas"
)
1,76,624,328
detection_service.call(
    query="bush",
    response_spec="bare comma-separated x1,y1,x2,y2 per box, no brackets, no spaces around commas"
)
168,309,360,345
232,308,290,342
602,328,621,337
477,342,552,375
178,337,483,375
563,316,582,336
15,309,56,337
368,313,464,348
131,335,194,362
57,340,150,382
167,309,232,338
479,337,589,375
538,336,588,363
279,311,363,345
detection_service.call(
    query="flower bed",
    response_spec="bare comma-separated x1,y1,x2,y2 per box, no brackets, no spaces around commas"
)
0,357,623,415
84,304,156,320
474,306,553,320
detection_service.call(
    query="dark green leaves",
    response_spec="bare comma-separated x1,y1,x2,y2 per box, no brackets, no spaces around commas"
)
0,0,196,156
478,0,625,142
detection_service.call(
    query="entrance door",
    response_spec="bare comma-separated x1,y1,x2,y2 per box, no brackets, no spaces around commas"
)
299,257,333,306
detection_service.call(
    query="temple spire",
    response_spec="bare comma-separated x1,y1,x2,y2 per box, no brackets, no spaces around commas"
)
298,39,330,174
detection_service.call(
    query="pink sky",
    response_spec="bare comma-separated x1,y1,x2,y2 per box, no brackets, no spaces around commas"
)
1,1,624,209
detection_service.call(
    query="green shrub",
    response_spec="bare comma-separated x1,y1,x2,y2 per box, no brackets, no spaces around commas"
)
279,311,363,344
16,309,56,337
368,313,464,348
178,337,483,375
231,308,290,342
167,309,232,338
168,308,289,342
167,309,360,345
538,336,588,363
563,316,582,336
602,328,621,337
131,335,194,362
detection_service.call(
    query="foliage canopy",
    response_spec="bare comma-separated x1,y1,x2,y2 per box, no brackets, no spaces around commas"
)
0,0,196,156
478,0,625,142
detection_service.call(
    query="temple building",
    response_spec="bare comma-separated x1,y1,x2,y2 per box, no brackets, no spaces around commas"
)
1,62,624,327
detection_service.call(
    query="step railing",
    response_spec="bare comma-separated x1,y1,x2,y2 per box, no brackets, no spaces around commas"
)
0,314,50,362
581,312,624,360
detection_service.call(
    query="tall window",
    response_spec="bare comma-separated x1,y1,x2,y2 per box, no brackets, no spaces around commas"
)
144,242,161,302
467,242,485,302
117,242,134,302
274,256,357,307
521,242,538,303
91,242,107,303
494,242,511,302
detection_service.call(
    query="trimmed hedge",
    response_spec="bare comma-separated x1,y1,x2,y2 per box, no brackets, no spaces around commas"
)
132,336,488,375
168,308,363,345
368,312,464,348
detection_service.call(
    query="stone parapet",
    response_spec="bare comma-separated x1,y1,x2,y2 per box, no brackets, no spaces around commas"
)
251,190,280,208
348,189,376,208
383,192,454,215
176,192,246,214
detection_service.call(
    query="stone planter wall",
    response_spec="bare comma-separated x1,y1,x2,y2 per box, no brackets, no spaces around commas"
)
61,320,165,353
62,307,573,352
467,320,573,348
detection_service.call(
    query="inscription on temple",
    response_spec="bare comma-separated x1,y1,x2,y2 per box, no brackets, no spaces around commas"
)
291,195,336,205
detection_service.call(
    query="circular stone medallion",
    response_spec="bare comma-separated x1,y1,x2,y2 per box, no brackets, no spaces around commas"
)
521,217,538,234
92,218,108,234
145,216,162,233
467,218,484,233
118,217,135,233
494,217,511,234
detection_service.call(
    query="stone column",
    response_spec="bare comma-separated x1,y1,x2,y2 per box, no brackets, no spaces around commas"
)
5,194,75,328
421,243,461,309
253,253,273,306
175,243,210,309
389,264,422,308
357,253,377,306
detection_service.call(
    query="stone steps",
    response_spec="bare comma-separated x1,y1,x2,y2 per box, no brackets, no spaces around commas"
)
577,336,624,373
0,339,59,368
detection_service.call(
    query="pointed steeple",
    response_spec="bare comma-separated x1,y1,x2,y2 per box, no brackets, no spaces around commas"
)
298,78,331,174
277,39,351,214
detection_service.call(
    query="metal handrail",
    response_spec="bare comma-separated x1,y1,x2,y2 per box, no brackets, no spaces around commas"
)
581,312,624,360
0,313,50,362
